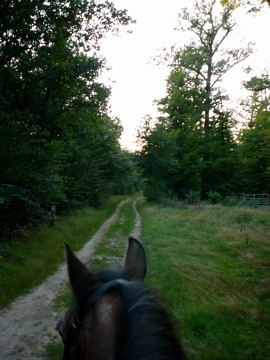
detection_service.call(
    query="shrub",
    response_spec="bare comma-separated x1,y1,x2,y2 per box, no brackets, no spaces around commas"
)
235,212,253,226
144,183,167,202
207,191,222,204
222,195,239,207
186,190,201,204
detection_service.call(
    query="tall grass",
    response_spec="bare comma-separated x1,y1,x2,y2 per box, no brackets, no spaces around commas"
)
140,203,270,360
0,195,127,308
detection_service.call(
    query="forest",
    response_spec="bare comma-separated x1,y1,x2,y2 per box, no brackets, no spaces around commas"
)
0,0,270,240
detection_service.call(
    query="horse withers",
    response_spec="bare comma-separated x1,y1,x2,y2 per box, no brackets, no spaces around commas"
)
57,237,185,360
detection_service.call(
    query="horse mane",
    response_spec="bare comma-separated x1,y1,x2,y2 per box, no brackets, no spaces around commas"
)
117,280,185,360
78,268,185,360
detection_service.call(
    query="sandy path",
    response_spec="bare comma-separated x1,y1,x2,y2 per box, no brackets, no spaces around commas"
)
130,197,143,240
0,199,133,360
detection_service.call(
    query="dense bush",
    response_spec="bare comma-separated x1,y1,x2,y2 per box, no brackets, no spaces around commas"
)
207,191,222,204
143,183,168,202
222,195,239,207
186,190,201,205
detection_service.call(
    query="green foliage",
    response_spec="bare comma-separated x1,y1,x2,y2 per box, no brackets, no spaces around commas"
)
139,116,180,199
235,212,253,226
140,96,238,200
186,190,201,204
144,183,167,202
237,72,270,194
110,151,143,195
239,111,270,193
44,343,63,360
0,1,136,238
139,0,251,199
220,0,270,12
174,0,250,196
207,191,222,204
222,195,239,206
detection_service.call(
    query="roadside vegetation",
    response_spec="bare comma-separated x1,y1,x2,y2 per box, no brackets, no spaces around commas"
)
0,195,127,308
140,201,270,360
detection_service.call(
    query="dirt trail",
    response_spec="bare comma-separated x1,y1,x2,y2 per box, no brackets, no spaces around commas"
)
130,197,143,240
0,198,143,360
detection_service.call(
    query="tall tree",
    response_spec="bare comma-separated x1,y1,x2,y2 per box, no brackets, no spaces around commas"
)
140,0,249,198
175,0,251,138
139,116,180,200
168,0,250,195
238,73,270,193
239,111,270,193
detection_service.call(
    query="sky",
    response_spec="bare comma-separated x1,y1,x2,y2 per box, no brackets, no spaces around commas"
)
100,1,270,151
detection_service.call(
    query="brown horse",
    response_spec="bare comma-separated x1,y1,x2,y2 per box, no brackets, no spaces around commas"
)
57,237,185,360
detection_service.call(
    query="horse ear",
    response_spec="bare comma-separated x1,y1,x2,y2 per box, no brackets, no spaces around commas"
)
65,243,92,299
125,237,147,281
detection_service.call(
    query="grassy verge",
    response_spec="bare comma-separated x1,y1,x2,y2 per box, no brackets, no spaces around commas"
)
44,198,136,359
140,202,270,360
0,195,127,308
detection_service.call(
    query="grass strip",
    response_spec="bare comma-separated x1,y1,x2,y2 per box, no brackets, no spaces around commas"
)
139,202,270,360
91,199,136,267
0,195,127,308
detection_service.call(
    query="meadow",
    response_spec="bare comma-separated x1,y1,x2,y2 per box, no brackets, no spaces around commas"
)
140,202,270,360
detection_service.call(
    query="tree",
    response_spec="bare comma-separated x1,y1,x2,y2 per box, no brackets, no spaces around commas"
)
138,116,180,200
155,69,205,197
238,73,270,193
0,1,133,238
220,0,270,12
173,0,251,195
243,72,270,117
239,111,270,193
175,0,251,138
139,0,248,199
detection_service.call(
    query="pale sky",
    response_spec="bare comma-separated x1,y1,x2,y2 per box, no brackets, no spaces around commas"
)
100,1,270,151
